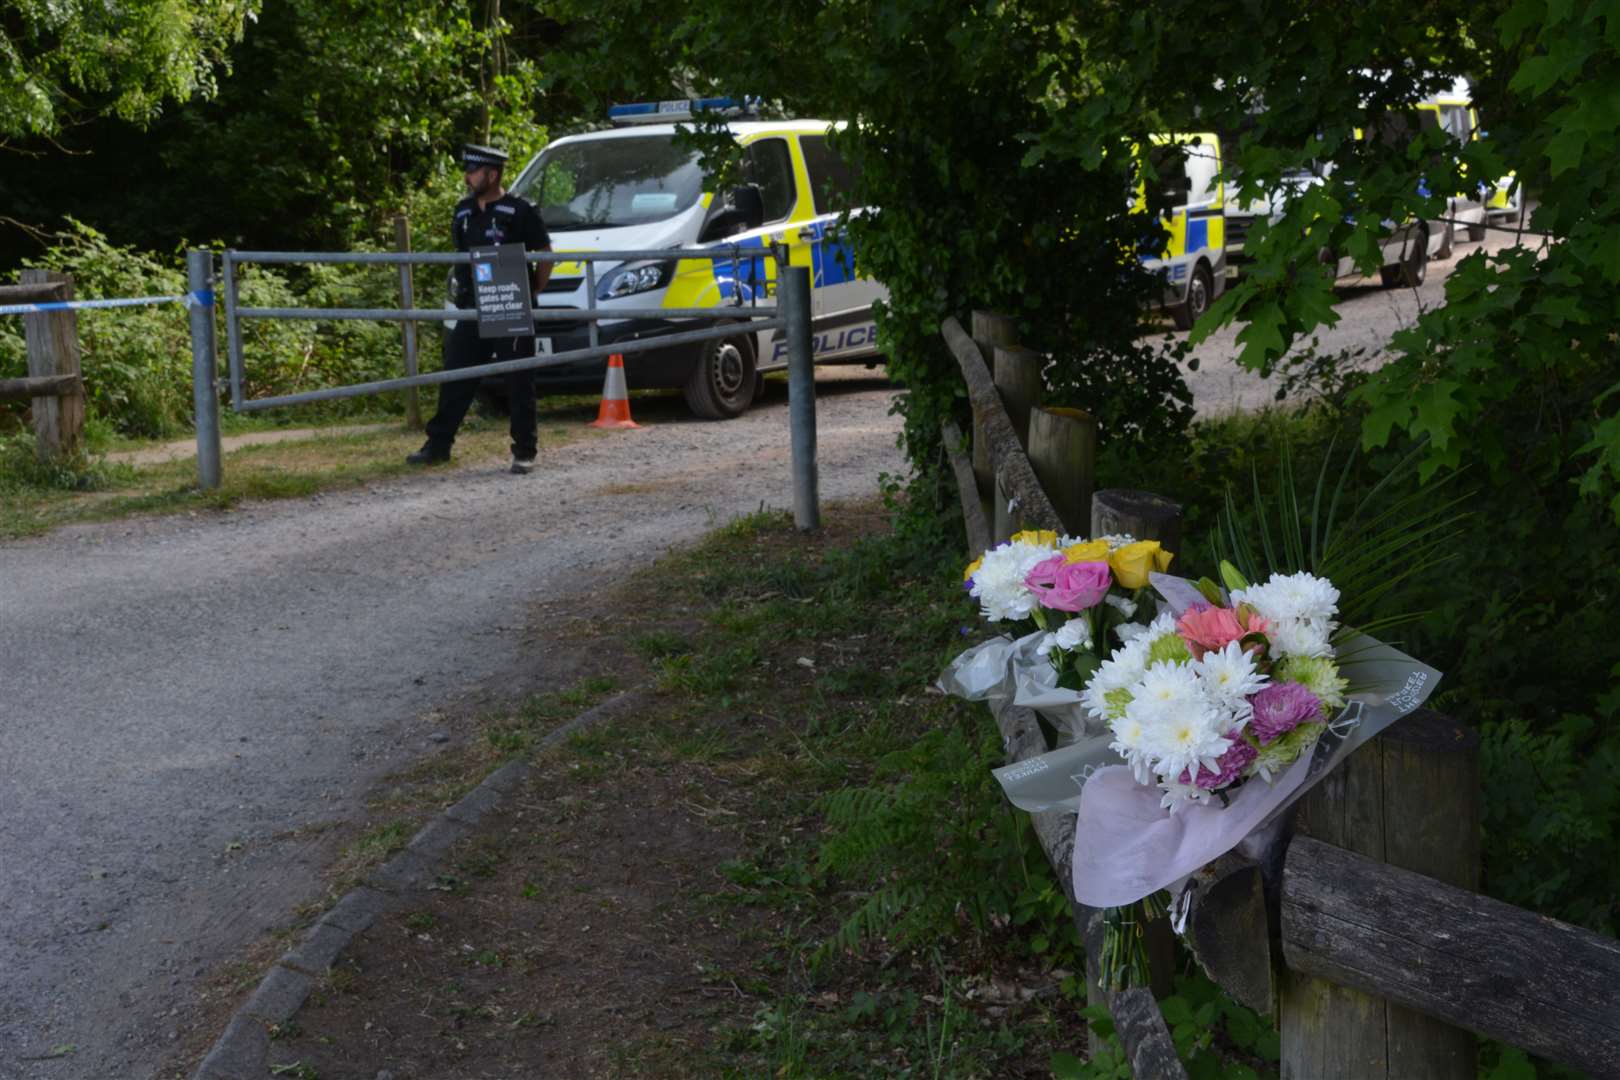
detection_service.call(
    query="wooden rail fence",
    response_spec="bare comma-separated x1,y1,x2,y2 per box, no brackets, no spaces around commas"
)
1,272,86,461
939,311,1620,1079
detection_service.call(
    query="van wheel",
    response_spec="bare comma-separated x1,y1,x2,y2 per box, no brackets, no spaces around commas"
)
1171,263,1214,330
1380,230,1428,288
683,331,757,419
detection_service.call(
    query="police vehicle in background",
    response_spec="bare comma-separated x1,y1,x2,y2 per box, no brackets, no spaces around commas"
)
1136,133,1228,329
498,98,885,419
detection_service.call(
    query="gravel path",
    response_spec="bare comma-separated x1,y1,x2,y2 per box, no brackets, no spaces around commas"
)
0,371,904,1079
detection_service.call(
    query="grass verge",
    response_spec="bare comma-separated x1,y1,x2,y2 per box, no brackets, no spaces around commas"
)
209,498,1277,1080
0,404,597,539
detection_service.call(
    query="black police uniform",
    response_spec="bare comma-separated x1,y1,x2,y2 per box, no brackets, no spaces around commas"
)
421,148,551,462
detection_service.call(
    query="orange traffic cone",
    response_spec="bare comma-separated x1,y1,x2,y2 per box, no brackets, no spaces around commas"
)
588,353,642,429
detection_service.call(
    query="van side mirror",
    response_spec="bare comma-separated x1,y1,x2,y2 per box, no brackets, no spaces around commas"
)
699,184,766,242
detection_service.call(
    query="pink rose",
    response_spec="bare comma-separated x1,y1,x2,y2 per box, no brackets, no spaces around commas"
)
1177,604,1272,660
1025,557,1112,612
1179,734,1257,790
1248,682,1322,744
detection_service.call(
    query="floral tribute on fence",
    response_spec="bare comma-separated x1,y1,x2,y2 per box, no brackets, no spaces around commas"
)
940,534,1440,989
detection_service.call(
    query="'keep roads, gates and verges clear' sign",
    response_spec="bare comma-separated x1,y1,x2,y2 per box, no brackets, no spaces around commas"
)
471,244,534,339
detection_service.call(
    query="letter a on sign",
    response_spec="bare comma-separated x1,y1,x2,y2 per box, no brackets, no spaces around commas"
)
471,245,534,339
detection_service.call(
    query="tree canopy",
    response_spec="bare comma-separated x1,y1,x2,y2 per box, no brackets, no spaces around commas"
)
1,0,257,139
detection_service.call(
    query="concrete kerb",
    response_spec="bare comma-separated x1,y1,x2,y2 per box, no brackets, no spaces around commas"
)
190,687,649,1080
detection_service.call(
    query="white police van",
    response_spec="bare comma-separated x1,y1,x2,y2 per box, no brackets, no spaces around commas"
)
501,98,886,418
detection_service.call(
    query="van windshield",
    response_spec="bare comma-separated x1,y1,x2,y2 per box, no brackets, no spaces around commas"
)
512,134,705,230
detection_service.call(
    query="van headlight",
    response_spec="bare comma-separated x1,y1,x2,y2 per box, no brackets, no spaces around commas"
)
597,260,675,300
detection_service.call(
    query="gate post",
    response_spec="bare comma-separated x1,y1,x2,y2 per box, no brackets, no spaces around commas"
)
188,249,223,491
394,215,421,429
19,269,84,462
782,264,818,530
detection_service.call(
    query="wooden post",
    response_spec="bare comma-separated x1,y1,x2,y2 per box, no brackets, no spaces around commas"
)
1028,406,1097,537
19,270,84,461
1279,709,1479,1080
992,344,1043,448
1091,488,1184,557
970,311,1017,524
394,215,421,429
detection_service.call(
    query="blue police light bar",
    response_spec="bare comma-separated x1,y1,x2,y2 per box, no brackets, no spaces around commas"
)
608,97,760,124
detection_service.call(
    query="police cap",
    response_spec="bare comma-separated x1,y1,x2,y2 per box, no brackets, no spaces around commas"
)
460,144,508,170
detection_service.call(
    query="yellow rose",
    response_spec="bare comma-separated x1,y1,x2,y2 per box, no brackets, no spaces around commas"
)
1010,529,1059,548
1108,540,1175,589
964,555,984,583
1062,540,1110,563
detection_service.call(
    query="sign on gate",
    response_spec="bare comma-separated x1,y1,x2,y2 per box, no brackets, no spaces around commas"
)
470,245,533,338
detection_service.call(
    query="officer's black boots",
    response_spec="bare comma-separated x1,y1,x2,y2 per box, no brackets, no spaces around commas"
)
405,442,450,466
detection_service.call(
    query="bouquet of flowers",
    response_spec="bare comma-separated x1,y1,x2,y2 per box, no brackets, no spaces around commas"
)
1081,564,1348,813
961,530,1173,711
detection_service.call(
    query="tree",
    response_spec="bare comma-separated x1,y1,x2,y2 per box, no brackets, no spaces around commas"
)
0,0,257,140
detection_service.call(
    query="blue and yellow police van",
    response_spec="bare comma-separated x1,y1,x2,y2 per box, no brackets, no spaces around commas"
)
1136,133,1228,330
500,98,886,419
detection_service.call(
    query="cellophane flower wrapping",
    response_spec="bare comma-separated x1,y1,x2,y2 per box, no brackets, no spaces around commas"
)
1067,568,1442,908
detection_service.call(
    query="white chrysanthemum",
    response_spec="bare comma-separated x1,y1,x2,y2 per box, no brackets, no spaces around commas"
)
1194,641,1269,704
1099,533,1137,551
1268,617,1334,660
1158,780,1209,812
1133,659,1204,713
1124,667,1230,782
1114,620,1150,644
968,539,1054,622
1034,632,1058,659
1080,635,1150,720
1105,594,1138,619
1054,618,1092,652
1234,571,1340,625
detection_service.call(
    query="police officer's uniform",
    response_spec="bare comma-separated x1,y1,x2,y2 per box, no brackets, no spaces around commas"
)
414,143,551,470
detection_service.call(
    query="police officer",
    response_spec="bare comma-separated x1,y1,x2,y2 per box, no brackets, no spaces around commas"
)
407,143,552,473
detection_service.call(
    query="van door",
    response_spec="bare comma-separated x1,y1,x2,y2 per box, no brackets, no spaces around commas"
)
797,133,883,360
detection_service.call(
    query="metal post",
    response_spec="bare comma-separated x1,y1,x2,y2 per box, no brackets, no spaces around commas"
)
584,260,599,352
782,264,818,530
222,252,245,410
393,216,421,428
188,249,222,490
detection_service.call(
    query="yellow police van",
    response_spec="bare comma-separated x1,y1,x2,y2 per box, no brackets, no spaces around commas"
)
1416,77,1488,253
1137,133,1227,329
502,98,886,418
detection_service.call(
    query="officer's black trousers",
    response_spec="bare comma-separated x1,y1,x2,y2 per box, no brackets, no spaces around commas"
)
424,322,537,458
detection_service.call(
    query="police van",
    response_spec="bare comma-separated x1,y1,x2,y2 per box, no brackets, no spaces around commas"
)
1136,133,1227,329
1416,76,1489,252
499,99,885,419
1222,107,1445,289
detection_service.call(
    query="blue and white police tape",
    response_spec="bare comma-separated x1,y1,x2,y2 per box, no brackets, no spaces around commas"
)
0,291,210,318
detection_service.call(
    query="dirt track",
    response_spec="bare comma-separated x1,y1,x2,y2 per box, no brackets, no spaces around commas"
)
0,371,904,1079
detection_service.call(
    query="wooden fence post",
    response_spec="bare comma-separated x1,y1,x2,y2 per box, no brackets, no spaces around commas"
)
1091,488,1184,557
1279,709,1479,1080
19,269,84,461
971,311,1017,528
1028,406,1096,538
992,344,1042,448
394,215,422,429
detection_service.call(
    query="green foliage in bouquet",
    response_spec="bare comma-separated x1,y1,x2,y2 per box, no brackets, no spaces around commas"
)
1213,440,1468,640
